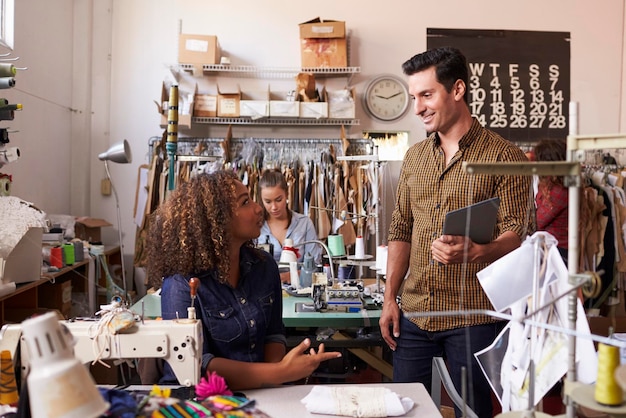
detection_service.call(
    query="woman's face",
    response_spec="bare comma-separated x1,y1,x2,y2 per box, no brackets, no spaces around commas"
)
260,185,288,220
231,181,264,243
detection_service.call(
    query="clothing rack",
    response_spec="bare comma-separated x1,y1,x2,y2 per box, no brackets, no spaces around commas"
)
148,136,373,163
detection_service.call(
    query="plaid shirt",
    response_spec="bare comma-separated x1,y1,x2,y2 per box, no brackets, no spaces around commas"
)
388,119,534,331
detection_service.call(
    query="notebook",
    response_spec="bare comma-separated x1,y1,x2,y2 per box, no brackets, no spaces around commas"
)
442,197,500,244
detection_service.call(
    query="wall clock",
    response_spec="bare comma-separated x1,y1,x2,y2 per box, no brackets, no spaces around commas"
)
363,74,410,121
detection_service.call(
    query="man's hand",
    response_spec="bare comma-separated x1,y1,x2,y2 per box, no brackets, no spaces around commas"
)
379,298,401,351
431,234,475,264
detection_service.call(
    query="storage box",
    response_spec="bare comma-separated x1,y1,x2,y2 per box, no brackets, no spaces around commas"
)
38,279,72,318
300,88,328,119
270,90,299,118
178,34,220,65
299,18,347,68
1,227,43,284
194,94,217,117
157,82,194,129
328,87,356,118
239,87,270,119
74,217,112,243
217,84,241,117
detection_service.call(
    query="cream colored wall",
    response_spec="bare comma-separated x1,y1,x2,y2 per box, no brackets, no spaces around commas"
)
3,0,625,294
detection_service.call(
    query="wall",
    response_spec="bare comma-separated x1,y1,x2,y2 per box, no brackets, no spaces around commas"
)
2,0,625,295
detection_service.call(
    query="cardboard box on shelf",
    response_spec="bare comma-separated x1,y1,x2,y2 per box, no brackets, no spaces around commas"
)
328,87,356,119
239,87,270,119
38,279,72,318
217,84,241,117
299,18,347,68
178,34,220,65
194,93,217,117
1,227,43,284
74,217,112,243
157,82,194,129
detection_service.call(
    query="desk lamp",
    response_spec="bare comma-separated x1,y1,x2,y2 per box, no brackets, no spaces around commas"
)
98,139,132,304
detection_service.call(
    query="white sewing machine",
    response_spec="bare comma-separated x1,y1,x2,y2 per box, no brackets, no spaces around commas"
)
0,317,203,387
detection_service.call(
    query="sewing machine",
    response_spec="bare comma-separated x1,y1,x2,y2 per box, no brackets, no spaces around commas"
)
0,317,203,387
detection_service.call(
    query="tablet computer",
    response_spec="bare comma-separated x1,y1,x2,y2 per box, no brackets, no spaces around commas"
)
442,197,500,244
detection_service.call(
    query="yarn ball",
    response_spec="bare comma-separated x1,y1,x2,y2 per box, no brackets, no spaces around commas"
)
195,371,233,399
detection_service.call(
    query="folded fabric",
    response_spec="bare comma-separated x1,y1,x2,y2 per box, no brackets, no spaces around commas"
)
301,386,415,417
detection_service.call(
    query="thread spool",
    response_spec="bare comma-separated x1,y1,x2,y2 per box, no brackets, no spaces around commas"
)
0,77,15,89
375,245,388,273
50,247,63,268
595,342,624,406
327,234,345,257
0,63,16,78
0,350,18,405
73,241,84,262
337,264,355,281
63,243,75,266
354,236,365,259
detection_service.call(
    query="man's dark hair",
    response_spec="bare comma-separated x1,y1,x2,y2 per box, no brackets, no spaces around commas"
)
402,46,469,103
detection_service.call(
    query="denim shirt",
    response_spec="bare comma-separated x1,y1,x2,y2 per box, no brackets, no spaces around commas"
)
258,210,322,264
159,246,286,384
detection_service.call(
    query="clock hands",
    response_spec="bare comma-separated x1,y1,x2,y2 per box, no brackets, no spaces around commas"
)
374,91,404,100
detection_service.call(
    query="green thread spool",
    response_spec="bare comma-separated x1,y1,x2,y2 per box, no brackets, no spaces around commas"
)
62,243,75,266
595,342,624,406
0,63,16,78
327,234,345,257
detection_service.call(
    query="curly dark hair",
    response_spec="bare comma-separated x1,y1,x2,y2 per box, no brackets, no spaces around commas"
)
146,170,255,288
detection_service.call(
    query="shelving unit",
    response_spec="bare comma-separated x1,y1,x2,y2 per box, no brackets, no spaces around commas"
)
191,116,359,126
167,64,361,129
177,64,360,80
0,246,121,326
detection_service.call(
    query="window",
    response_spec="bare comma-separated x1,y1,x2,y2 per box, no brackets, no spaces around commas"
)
0,0,14,50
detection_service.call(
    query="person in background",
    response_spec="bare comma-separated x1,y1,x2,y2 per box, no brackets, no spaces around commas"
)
534,138,569,263
379,47,533,418
146,171,340,389
258,169,321,283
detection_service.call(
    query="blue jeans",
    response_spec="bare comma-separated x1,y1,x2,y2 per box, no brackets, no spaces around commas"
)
393,315,505,418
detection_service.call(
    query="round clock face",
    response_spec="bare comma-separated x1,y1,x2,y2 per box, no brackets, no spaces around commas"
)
364,75,410,121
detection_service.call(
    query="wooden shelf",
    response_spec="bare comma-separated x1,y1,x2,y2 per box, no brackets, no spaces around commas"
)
0,246,121,326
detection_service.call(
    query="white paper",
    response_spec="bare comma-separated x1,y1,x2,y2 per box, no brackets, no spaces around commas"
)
300,386,414,417
477,232,558,312
475,232,598,411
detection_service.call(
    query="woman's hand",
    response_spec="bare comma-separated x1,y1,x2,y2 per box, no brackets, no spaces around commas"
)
279,338,342,382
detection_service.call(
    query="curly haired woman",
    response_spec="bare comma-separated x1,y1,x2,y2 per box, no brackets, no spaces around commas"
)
146,170,340,389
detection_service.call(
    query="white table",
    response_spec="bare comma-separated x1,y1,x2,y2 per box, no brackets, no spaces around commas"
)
243,382,442,418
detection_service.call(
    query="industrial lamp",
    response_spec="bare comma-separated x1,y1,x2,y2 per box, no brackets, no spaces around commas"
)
98,139,132,304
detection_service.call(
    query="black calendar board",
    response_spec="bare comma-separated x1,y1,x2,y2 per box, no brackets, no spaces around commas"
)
427,28,570,143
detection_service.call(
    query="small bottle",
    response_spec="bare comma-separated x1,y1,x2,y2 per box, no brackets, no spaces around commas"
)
300,253,316,288
323,264,332,284
265,235,274,258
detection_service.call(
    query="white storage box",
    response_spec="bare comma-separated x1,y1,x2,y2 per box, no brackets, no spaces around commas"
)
270,91,299,118
240,87,270,119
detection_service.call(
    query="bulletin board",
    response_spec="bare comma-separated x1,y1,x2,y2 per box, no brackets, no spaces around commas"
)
427,28,570,143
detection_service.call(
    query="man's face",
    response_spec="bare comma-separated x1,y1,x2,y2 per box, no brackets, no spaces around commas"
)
408,66,464,135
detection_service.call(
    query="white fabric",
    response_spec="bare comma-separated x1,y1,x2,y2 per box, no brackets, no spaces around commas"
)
301,386,414,417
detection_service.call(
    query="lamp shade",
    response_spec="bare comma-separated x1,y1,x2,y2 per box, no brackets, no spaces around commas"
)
98,139,132,164
21,312,109,418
